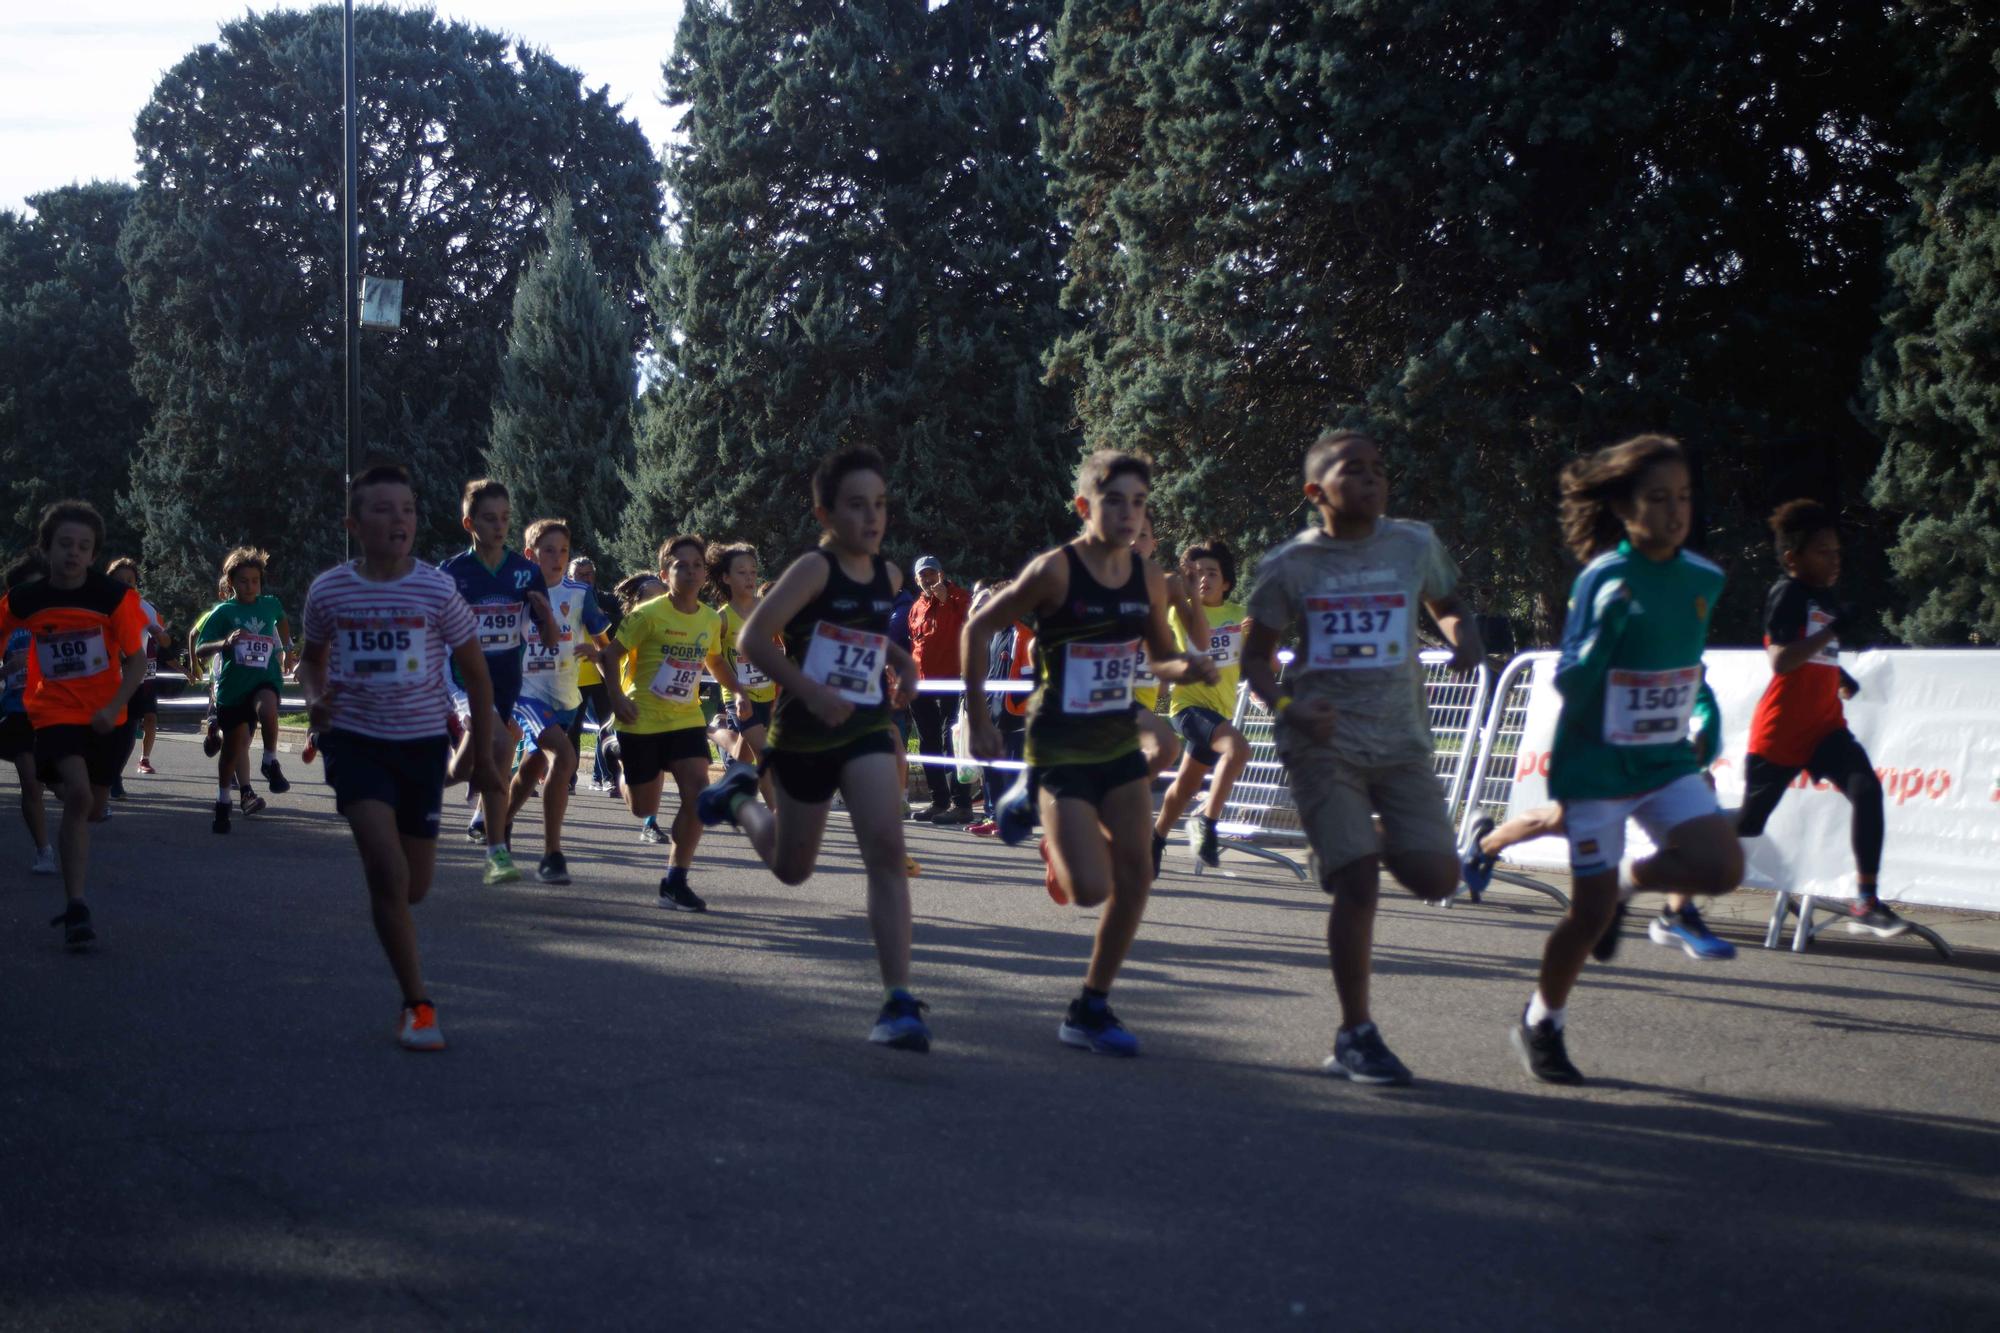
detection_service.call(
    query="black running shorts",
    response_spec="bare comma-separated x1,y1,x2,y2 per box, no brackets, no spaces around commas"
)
762,730,898,805
321,730,449,839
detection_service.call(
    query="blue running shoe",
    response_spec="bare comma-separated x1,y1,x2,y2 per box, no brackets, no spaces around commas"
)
1059,996,1139,1057
1648,904,1736,960
869,991,932,1053
1460,816,1497,902
994,770,1037,846
696,760,760,827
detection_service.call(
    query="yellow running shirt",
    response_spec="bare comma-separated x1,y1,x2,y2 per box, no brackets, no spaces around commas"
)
1169,598,1247,717
612,597,721,734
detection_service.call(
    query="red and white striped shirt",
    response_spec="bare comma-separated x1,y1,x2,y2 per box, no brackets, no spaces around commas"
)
302,560,477,740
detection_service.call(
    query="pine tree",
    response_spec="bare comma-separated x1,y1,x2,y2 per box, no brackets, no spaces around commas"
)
622,0,1073,582
1866,0,2000,643
120,5,661,614
1048,2,1904,639
0,183,148,560
487,199,636,564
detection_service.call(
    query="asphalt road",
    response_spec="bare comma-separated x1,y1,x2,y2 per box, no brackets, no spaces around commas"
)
4,732,1997,1331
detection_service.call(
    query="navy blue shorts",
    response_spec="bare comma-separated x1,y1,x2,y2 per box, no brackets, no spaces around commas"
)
1173,706,1229,768
321,730,449,839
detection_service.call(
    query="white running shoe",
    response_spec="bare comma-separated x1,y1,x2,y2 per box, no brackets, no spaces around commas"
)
30,845,57,875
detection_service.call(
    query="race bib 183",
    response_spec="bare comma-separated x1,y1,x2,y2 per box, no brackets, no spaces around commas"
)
648,652,700,703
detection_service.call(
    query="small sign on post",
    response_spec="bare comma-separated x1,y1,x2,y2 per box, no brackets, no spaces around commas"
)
360,276,404,330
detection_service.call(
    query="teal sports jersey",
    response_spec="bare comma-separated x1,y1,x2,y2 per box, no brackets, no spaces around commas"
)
1548,541,1726,802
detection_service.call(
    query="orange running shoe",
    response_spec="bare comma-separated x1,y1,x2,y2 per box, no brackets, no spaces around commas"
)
1040,837,1069,906
904,853,923,878
398,1001,446,1052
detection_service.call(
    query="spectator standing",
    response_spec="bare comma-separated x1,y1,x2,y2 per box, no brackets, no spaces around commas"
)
907,555,974,823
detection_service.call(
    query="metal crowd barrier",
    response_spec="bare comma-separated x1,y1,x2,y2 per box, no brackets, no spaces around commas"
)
1194,650,1493,883
1444,652,1569,909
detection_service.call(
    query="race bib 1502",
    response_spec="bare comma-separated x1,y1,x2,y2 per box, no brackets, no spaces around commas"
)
1604,666,1700,747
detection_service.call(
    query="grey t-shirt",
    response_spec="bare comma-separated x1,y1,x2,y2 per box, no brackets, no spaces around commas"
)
1245,519,1459,765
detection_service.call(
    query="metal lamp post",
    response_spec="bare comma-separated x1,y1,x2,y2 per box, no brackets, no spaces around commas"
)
342,0,359,558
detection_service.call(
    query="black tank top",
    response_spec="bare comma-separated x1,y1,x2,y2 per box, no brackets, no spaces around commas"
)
1025,545,1152,766
768,548,897,753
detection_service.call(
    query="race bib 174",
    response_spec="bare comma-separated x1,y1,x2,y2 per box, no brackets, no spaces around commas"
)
802,623,886,705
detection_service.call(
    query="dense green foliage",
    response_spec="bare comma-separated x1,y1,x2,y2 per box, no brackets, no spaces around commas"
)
120,4,660,615
623,0,1074,580
1047,1,1905,640
486,199,637,564
1867,0,2000,643
0,183,148,561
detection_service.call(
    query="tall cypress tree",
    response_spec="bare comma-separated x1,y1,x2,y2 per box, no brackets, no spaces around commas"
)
1049,2,1903,639
1866,0,2000,643
487,198,636,563
121,6,660,614
0,183,148,559
623,0,1072,580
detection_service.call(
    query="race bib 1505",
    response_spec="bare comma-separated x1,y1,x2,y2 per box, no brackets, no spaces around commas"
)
332,615,428,685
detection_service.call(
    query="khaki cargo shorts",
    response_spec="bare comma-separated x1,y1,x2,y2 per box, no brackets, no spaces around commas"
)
1276,746,1457,887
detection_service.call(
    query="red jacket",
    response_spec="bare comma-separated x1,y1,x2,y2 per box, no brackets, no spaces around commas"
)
908,582,971,679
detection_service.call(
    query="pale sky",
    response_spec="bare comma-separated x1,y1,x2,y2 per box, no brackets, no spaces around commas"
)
0,2,685,217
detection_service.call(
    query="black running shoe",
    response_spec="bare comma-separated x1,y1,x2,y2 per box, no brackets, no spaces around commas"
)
465,816,485,844
1512,1014,1583,1084
1323,1022,1413,1085
261,757,291,794
1591,898,1629,962
536,853,571,886
212,800,231,834
50,901,94,950
110,776,127,801
1151,831,1167,880
202,718,221,757
658,877,708,912
1193,816,1220,868
239,787,266,816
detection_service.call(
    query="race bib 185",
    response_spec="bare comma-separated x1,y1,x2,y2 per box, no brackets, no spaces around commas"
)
1061,639,1140,715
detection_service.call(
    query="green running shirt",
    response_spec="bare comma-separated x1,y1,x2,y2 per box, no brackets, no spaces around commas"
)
1548,542,1726,802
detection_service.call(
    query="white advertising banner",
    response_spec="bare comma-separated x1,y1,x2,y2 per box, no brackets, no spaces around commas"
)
1494,648,2000,913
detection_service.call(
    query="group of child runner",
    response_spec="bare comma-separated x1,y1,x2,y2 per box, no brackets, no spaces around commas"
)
1,427,1911,1077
